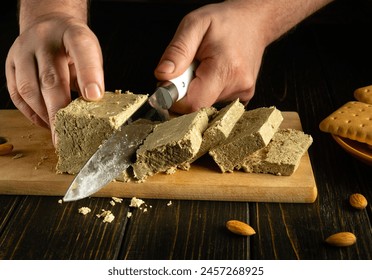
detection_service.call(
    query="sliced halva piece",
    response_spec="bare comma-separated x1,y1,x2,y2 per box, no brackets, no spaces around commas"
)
55,91,148,174
209,106,283,173
194,99,245,160
238,129,313,176
133,110,209,180
115,169,132,183
114,118,157,182
180,99,245,170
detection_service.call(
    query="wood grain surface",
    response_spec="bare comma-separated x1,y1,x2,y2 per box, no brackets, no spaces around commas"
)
0,110,317,202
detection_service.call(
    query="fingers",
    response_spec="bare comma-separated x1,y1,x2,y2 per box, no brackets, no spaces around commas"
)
6,23,104,148
170,58,254,114
170,59,222,114
154,12,209,81
6,39,73,143
157,3,262,114
36,47,72,144
68,63,79,93
63,25,105,101
6,45,50,129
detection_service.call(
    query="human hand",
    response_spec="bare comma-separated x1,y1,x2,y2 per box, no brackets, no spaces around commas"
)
154,1,268,114
5,13,104,144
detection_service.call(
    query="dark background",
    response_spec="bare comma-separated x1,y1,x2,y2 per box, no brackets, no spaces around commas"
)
2,0,372,111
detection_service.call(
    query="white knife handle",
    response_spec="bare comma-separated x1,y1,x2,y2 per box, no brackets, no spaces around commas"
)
170,60,197,101
149,61,198,112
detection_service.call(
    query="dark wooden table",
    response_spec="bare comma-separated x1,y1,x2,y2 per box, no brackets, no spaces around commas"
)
0,0,371,260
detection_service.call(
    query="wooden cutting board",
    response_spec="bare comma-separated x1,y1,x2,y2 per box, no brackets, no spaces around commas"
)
0,110,317,203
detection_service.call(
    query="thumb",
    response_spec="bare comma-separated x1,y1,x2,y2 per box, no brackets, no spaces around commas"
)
154,13,208,81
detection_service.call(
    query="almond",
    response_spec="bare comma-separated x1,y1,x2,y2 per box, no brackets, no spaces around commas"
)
226,220,256,236
349,193,368,210
0,143,14,156
325,232,356,247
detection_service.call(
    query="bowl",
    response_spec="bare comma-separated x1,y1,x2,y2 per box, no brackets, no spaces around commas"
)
332,135,372,166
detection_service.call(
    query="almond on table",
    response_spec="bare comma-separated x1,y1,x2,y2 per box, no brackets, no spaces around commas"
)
349,193,368,210
0,143,14,156
324,232,356,247
226,220,256,236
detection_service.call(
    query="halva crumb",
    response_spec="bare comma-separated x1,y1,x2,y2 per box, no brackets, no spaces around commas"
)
112,197,123,203
96,209,115,223
109,197,124,207
34,155,49,170
129,197,145,208
78,207,91,215
12,153,23,159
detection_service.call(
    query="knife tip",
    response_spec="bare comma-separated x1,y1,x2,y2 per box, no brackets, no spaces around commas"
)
62,195,75,203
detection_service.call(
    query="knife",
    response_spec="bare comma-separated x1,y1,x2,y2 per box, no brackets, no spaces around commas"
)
62,62,197,202
149,60,197,120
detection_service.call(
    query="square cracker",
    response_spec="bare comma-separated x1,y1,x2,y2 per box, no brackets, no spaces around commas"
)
354,85,372,104
319,101,372,145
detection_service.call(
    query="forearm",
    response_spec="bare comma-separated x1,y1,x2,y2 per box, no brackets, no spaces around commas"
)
19,0,88,32
228,0,334,45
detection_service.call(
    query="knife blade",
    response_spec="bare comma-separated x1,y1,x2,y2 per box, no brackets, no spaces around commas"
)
62,121,154,202
62,62,197,202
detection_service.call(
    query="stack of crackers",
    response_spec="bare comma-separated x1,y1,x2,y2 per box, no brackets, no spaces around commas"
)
319,85,372,148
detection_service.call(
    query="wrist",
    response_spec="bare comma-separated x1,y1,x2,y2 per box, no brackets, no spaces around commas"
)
19,0,88,33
